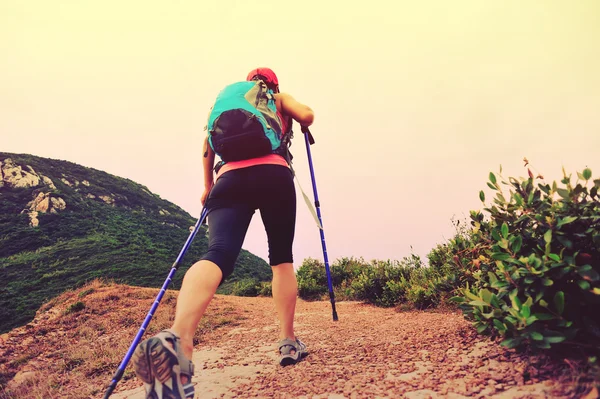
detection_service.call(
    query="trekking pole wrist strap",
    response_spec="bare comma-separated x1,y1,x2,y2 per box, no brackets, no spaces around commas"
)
301,126,315,145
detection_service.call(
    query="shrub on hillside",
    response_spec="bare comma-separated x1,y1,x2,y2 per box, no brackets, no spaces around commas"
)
230,278,260,297
258,281,272,297
297,257,429,307
296,258,329,300
349,260,413,307
452,164,600,353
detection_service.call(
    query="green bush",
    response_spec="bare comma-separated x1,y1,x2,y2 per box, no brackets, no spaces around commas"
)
349,260,411,307
230,278,260,297
295,255,459,308
65,301,86,314
296,258,329,300
452,166,600,353
258,281,272,297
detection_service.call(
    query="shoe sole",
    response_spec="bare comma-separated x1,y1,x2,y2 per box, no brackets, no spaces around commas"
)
279,350,308,366
133,337,186,399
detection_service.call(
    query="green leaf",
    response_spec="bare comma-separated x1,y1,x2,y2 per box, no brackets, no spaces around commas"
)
492,253,510,261
493,319,507,332
556,235,573,249
536,340,552,349
449,296,466,303
488,272,498,284
545,335,567,343
476,324,488,333
491,280,509,289
593,288,600,295
533,312,554,321
469,300,490,307
531,332,544,341
557,216,578,228
510,293,522,310
556,188,570,200
542,278,554,286
512,235,522,253
489,172,497,185
481,310,496,319
548,253,561,262
479,190,485,202
525,316,538,326
464,290,479,301
535,291,544,303
514,193,524,206
540,299,549,308
578,280,591,290
491,229,501,241
544,230,552,244
521,305,531,318
480,289,493,305
501,223,509,239
501,338,521,349
583,168,592,180
554,291,565,315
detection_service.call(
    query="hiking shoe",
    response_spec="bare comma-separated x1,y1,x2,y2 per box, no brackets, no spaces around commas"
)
132,329,195,399
278,337,308,366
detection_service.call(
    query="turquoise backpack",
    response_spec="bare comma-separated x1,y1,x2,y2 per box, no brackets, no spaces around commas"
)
207,80,289,163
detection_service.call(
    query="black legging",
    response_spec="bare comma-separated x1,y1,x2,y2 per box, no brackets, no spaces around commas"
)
201,164,296,281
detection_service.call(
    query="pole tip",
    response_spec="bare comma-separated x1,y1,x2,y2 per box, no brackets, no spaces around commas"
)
333,312,339,321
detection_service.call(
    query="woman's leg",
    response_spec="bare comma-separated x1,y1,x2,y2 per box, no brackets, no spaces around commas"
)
170,204,254,358
271,262,298,340
170,259,223,359
257,165,298,342
133,172,255,391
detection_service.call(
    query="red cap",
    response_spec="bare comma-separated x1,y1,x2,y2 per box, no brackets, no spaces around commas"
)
246,67,279,87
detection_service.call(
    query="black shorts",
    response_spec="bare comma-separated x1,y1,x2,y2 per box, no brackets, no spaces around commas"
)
201,164,296,281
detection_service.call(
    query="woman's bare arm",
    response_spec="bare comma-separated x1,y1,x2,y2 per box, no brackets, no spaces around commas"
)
276,93,314,126
202,136,215,189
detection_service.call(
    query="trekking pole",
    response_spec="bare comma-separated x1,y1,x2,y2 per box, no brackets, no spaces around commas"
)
102,207,209,399
301,126,338,321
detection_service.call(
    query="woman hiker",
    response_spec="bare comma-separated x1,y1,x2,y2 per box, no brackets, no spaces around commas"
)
132,67,315,399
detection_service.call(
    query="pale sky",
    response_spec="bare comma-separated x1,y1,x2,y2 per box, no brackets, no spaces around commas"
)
2,1,599,266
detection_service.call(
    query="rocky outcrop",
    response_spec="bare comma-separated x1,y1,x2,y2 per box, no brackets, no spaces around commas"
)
0,158,56,190
98,195,115,205
60,175,89,188
22,192,67,227
60,177,73,187
1,159,41,188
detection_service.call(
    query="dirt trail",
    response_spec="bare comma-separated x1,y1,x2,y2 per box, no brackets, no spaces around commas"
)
112,296,574,399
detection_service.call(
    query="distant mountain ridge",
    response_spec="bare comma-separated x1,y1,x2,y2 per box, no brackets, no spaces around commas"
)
0,152,271,333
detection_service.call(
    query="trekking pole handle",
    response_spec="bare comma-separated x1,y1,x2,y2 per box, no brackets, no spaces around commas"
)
301,125,315,145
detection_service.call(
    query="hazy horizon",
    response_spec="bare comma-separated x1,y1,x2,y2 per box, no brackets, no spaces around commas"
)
2,1,599,266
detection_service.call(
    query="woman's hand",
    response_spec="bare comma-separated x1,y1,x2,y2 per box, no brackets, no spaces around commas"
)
201,186,212,206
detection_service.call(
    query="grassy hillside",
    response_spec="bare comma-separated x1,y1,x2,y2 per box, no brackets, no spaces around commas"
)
0,152,271,333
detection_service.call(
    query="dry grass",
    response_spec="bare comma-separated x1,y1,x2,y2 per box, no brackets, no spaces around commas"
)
0,279,246,399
